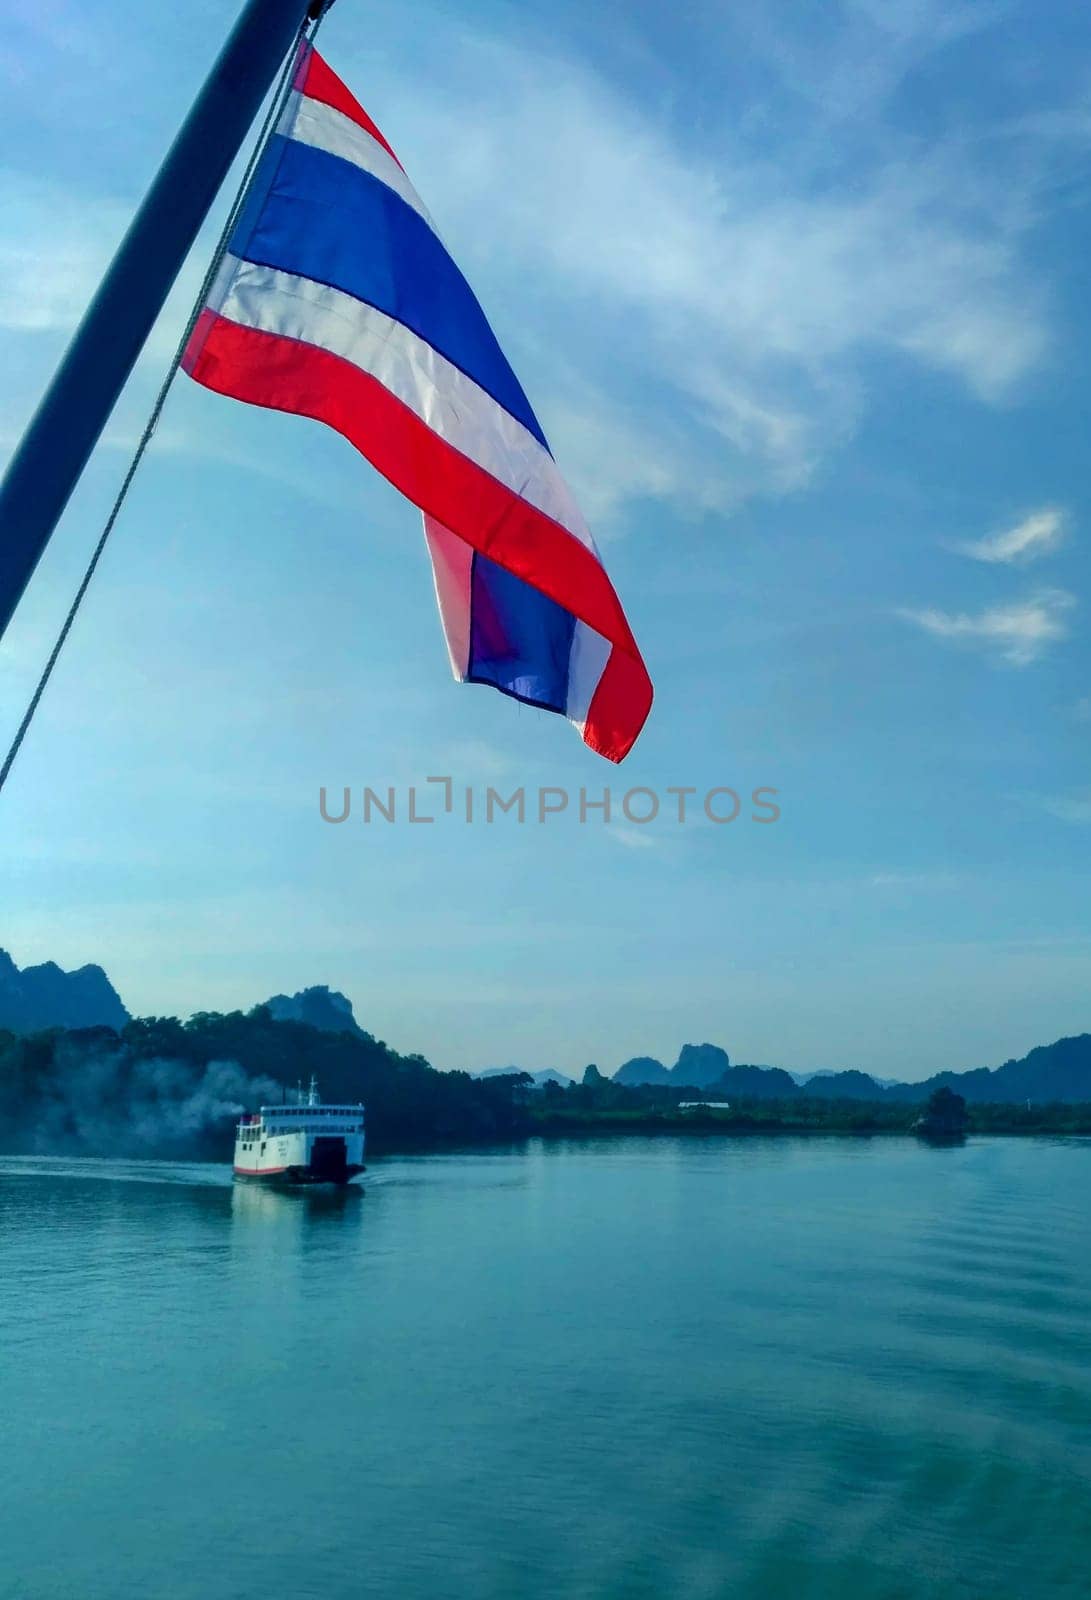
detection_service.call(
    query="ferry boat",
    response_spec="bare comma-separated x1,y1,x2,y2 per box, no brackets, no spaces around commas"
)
233,1077,365,1186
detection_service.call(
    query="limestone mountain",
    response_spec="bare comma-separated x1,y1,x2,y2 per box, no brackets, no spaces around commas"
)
671,1043,731,1087
264,985,365,1037
613,1056,673,1086
476,1067,573,1086
608,1034,1091,1103
0,949,130,1034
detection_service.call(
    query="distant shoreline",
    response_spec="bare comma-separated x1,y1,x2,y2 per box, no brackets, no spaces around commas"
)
2,1121,1087,1170
4,1008,1090,1165
524,1105,1091,1140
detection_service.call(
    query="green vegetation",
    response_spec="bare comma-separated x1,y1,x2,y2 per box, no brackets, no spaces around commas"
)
528,1073,1091,1137
0,1008,527,1159
1,1017,1089,1163
912,1085,969,1140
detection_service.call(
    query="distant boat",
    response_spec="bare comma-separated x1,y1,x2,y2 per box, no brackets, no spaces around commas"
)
233,1076,365,1186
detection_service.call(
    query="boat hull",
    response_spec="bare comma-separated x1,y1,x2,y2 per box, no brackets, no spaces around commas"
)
233,1163,366,1187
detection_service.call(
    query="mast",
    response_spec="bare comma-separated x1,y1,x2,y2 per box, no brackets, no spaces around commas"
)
0,0,327,642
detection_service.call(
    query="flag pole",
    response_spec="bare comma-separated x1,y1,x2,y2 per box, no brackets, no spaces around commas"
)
0,0,329,643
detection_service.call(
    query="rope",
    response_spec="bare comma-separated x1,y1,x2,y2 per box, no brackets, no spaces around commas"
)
0,6,328,797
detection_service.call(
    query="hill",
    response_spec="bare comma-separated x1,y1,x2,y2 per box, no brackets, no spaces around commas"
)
3,947,1088,1127
264,985,365,1037
476,1067,572,1086
0,1006,526,1159
881,1034,1091,1105
671,1043,731,1087
610,1035,1091,1104
0,949,129,1034
614,1056,672,1086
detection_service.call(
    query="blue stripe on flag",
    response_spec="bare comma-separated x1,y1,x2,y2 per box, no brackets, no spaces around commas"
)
229,136,549,450
467,553,576,714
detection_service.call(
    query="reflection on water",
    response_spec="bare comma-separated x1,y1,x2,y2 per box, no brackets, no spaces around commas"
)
0,1136,1088,1600
230,1176,365,1224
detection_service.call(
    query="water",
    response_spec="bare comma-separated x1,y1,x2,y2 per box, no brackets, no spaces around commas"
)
0,1136,1088,1600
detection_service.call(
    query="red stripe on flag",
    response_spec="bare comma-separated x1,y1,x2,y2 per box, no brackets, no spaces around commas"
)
186,314,652,761
583,647,654,765
300,48,404,171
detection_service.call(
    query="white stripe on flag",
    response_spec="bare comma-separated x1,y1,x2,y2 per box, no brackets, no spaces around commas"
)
423,515,473,680
279,91,437,233
213,257,598,555
566,620,612,727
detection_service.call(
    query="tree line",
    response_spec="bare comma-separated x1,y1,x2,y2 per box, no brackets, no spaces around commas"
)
0,1008,528,1159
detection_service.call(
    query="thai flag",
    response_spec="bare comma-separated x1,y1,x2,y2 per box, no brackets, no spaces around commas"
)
184,45,652,762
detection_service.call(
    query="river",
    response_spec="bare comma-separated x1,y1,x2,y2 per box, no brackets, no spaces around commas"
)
0,1134,1087,1599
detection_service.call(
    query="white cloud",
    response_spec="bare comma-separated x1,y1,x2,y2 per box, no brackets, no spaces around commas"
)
734,0,1009,129
1034,790,1091,825
349,19,1056,523
868,870,958,889
541,383,741,530
898,588,1075,665
0,6,1072,528
953,506,1067,565
607,825,658,851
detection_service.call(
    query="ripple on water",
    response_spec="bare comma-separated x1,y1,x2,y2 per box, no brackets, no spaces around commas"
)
0,1137,1088,1600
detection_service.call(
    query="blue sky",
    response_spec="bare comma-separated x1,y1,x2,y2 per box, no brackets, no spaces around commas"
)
0,0,1088,1080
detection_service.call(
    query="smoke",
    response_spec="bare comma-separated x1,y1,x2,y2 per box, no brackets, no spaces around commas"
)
16,1040,283,1159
